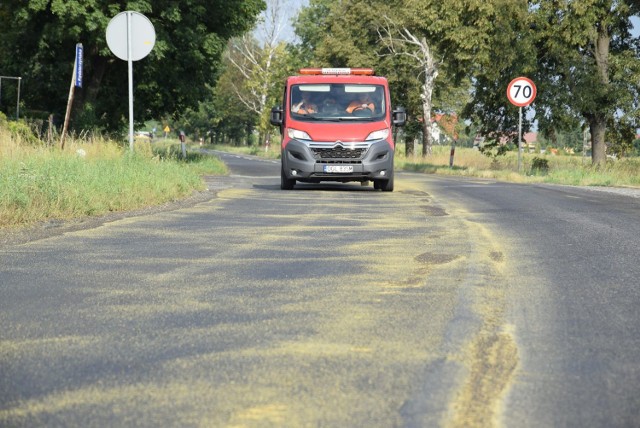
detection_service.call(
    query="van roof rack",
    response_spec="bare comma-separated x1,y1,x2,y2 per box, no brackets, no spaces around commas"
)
298,68,375,76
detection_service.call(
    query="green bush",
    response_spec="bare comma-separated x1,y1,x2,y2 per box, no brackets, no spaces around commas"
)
0,137,227,227
0,112,41,145
531,157,550,175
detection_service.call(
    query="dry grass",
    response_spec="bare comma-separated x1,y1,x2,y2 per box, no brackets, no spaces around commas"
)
211,140,640,188
396,144,640,188
0,124,226,228
204,143,282,160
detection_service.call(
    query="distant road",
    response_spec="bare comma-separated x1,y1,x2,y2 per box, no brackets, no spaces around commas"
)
1,153,639,427
207,149,280,177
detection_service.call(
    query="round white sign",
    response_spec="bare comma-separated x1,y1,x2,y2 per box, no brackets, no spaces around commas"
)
106,11,155,61
507,77,537,107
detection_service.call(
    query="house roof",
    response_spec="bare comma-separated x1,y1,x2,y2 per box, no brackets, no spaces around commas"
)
432,114,458,138
523,132,537,143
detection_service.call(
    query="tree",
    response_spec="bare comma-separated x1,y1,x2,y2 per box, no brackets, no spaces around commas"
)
223,0,300,146
379,19,441,156
294,0,482,157
210,54,260,146
531,0,640,166
292,0,426,155
293,0,640,166
224,37,286,145
403,0,536,157
0,0,265,133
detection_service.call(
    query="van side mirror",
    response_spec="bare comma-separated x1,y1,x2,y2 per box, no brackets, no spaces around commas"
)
392,107,407,127
270,106,283,126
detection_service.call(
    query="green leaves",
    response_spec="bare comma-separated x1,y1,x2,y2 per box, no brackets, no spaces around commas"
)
0,0,266,132
291,0,638,163
531,0,639,163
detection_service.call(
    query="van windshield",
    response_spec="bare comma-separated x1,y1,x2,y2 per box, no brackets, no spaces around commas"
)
290,84,386,121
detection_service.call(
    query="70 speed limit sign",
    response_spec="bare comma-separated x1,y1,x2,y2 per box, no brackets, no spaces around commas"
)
507,77,537,107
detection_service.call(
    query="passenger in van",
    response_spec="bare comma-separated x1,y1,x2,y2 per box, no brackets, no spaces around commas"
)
292,92,317,114
346,93,375,114
321,97,339,114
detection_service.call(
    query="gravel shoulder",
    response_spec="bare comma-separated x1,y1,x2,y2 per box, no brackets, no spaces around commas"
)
557,184,640,198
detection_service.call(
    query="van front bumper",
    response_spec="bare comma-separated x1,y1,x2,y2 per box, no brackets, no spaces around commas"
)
282,139,394,183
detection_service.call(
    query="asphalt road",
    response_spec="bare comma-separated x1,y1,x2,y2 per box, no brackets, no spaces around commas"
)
1,151,639,427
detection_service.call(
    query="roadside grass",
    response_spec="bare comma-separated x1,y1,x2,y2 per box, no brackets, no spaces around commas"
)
0,124,227,228
396,144,640,188
210,142,640,188
152,140,228,175
214,140,640,187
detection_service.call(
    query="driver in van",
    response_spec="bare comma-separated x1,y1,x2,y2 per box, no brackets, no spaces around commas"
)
346,92,375,114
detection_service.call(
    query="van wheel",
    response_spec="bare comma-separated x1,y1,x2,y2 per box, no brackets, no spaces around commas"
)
281,167,295,190
375,174,394,192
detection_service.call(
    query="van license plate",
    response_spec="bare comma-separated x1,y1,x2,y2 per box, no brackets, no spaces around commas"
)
324,165,353,173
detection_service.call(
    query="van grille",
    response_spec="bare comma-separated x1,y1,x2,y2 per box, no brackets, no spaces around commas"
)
309,142,371,162
312,146,366,160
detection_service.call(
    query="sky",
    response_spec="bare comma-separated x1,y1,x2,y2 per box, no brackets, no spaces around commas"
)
281,0,308,42
253,0,308,44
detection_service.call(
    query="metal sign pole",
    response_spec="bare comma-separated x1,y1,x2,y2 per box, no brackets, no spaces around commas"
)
16,77,21,120
127,11,135,151
507,77,536,174
518,106,522,173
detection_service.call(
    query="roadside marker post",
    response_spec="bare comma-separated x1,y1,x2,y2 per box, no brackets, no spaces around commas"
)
449,141,456,168
179,131,187,159
507,77,537,173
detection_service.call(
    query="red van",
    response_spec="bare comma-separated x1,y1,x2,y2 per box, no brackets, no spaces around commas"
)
270,68,406,191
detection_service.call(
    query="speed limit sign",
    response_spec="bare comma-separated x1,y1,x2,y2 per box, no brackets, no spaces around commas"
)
507,77,536,107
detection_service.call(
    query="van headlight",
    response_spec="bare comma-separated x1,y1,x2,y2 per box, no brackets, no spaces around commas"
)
365,129,389,141
287,128,312,141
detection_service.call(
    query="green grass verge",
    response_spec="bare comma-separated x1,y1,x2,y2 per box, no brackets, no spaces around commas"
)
0,130,227,228
396,145,640,188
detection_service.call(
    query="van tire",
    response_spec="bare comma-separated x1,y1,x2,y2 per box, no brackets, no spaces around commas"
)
281,166,296,190
375,174,394,192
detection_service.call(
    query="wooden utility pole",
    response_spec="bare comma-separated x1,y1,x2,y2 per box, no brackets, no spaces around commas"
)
60,44,82,149
60,58,77,150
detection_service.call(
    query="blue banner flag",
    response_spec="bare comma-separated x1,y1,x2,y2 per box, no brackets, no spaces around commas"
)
75,43,83,88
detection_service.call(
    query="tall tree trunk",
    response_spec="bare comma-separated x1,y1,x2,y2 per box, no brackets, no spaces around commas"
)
401,129,414,157
419,36,437,157
591,22,610,166
550,128,557,148
421,101,432,157
378,25,438,157
83,55,108,106
589,114,607,166
406,140,414,157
